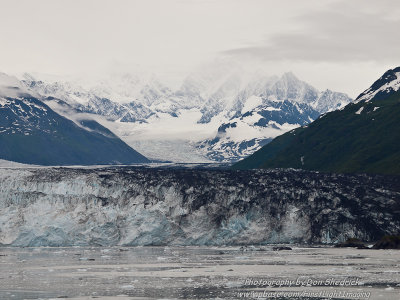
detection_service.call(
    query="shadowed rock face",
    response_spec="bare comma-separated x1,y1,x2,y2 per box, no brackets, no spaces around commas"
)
0,167,399,247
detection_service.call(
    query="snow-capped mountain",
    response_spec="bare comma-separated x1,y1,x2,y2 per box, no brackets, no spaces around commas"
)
0,73,149,165
21,68,352,163
355,66,400,103
197,99,320,161
312,89,352,113
23,75,156,123
266,72,319,104
233,66,400,175
198,73,352,162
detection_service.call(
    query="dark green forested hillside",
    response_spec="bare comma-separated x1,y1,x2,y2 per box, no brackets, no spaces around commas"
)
233,68,400,175
0,96,149,165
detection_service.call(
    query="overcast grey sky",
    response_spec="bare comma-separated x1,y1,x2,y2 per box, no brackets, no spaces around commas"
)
0,0,398,97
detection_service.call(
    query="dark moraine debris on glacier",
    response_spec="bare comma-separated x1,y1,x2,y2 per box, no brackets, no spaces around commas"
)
0,167,399,246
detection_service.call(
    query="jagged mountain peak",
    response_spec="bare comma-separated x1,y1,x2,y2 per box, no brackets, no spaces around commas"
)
21,72,36,82
321,88,333,94
356,66,400,103
178,63,245,103
18,69,352,163
266,71,319,104
234,67,400,174
280,71,300,82
314,89,352,113
0,72,32,98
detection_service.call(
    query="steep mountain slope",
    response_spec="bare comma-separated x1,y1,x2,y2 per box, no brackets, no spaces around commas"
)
198,73,351,161
197,99,320,161
233,67,400,175
23,77,155,123
0,73,149,165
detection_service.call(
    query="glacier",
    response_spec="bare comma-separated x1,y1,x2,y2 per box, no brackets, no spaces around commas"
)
0,167,399,247
20,68,352,163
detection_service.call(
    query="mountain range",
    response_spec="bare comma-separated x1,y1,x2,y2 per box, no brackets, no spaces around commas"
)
233,67,400,175
20,67,351,163
0,73,149,165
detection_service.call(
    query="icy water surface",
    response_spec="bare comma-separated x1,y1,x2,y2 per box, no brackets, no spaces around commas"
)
0,246,399,299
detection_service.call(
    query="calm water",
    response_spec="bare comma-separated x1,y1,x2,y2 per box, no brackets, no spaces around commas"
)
0,246,399,299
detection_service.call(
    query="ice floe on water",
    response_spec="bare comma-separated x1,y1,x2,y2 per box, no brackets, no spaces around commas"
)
0,246,399,299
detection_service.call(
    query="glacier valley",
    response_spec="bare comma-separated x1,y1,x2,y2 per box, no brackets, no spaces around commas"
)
20,65,352,163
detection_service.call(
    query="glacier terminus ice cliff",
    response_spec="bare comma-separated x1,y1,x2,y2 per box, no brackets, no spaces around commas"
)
0,166,399,247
